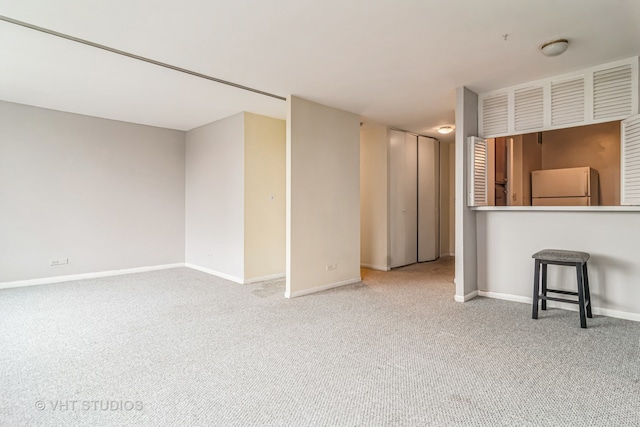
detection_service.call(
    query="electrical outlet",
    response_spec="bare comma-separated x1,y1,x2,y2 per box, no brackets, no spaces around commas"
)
50,258,68,266
326,264,337,271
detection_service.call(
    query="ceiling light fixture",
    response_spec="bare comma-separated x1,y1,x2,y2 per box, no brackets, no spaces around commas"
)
540,39,569,57
438,126,454,134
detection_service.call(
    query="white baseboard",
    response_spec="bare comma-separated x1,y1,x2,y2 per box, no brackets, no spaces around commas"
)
440,253,455,257
285,277,362,298
454,290,478,302
244,273,286,284
0,263,185,290
184,263,244,284
478,290,640,323
477,290,530,304
360,263,390,271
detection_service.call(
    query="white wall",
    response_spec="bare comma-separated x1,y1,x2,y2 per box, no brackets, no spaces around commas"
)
244,113,286,281
185,113,245,282
287,96,361,297
360,123,389,270
476,211,640,319
0,101,185,283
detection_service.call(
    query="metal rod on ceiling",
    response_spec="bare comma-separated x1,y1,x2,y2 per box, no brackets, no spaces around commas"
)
0,14,287,101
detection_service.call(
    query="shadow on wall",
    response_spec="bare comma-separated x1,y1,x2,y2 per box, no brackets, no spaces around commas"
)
588,254,635,309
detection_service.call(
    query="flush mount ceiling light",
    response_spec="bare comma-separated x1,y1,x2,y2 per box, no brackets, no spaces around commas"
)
541,39,569,57
438,126,454,134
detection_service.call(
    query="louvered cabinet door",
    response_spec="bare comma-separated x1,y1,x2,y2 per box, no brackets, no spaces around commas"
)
481,93,508,137
478,57,638,138
551,77,585,127
621,114,640,206
514,86,544,132
467,137,488,207
593,64,634,121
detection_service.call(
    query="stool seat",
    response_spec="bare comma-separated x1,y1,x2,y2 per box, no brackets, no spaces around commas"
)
532,249,590,263
531,248,592,328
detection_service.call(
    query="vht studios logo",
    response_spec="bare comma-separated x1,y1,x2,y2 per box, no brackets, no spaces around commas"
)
35,400,143,411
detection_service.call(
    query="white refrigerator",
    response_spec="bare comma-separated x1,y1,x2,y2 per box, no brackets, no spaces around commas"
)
531,167,599,206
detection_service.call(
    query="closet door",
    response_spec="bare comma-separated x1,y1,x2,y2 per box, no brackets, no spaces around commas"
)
389,131,418,268
417,136,439,262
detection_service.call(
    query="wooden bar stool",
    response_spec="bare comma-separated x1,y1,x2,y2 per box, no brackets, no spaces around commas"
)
532,249,592,328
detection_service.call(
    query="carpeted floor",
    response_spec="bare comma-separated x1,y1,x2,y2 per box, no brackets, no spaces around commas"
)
1,257,639,426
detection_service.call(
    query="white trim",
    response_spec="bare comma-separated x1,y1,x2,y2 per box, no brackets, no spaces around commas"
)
477,290,531,304
243,273,286,284
285,277,362,298
440,252,455,257
478,290,640,323
472,205,640,212
184,263,244,284
0,263,185,290
454,290,478,302
360,263,390,271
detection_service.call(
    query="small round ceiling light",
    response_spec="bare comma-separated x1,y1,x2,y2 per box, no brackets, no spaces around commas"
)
541,39,569,57
438,126,454,134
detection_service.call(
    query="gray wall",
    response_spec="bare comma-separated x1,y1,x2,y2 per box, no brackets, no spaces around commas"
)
454,87,479,300
0,101,186,282
185,113,245,282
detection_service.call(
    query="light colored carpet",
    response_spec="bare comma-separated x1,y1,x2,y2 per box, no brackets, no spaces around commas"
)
1,257,639,426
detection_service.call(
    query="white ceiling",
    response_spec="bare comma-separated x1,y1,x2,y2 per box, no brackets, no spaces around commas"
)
1,0,639,143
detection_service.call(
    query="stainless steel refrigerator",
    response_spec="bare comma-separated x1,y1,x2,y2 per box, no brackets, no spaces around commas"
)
531,167,599,206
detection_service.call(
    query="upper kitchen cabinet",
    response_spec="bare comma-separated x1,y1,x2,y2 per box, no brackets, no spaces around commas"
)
478,57,639,138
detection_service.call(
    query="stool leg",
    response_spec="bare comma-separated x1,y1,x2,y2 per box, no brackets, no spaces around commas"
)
541,263,548,311
532,259,540,319
576,263,587,328
583,262,592,318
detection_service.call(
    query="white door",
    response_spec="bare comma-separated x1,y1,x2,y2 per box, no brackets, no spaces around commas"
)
418,136,439,262
389,131,418,268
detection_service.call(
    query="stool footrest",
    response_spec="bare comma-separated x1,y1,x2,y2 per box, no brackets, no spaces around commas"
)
538,295,579,304
546,288,578,296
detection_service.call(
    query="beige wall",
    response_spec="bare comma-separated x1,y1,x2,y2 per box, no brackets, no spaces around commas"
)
360,123,389,270
185,113,245,282
0,101,185,283
541,121,620,205
244,113,286,281
287,96,360,297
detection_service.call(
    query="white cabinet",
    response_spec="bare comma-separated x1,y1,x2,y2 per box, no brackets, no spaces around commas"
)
417,136,440,262
389,130,418,267
389,130,440,267
479,57,639,138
